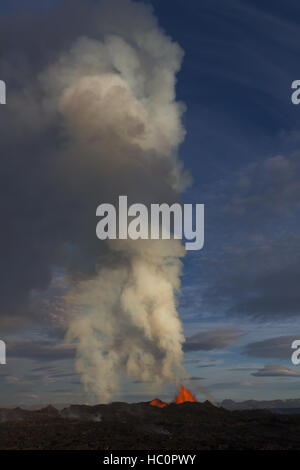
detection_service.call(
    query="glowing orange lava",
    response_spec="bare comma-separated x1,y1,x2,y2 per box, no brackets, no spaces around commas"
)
174,385,197,404
150,385,197,408
150,398,168,408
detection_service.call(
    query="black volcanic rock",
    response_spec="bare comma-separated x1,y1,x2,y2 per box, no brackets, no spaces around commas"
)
0,401,300,449
0,407,32,423
37,405,59,417
61,405,102,422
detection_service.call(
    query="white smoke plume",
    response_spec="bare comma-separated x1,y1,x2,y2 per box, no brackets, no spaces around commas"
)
3,0,191,401
65,239,186,401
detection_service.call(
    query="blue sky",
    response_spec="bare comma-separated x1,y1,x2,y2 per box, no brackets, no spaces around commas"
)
1,0,300,406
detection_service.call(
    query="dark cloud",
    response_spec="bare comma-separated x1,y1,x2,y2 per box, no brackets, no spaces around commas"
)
50,372,77,379
0,1,93,326
183,328,239,352
51,388,74,394
31,365,57,373
22,374,43,382
197,364,217,368
8,341,75,361
252,364,300,377
132,380,152,384
183,358,219,368
244,336,296,360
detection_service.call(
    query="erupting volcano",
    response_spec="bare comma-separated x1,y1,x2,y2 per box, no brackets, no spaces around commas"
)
150,385,197,408
174,385,197,404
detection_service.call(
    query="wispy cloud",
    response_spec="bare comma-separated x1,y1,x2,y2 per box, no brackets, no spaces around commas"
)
252,364,300,377
8,341,75,361
183,328,240,352
244,336,296,359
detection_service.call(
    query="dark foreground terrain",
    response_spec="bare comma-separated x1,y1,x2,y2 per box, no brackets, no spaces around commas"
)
1,401,300,450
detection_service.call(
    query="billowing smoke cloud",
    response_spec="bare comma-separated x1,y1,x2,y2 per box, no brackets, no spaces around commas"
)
0,0,190,400
65,240,186,400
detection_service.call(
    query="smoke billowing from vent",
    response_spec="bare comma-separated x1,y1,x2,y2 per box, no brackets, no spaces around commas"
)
0,0,190,401
66,239,186,401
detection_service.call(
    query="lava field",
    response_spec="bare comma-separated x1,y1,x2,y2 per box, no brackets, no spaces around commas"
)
0,401,300,450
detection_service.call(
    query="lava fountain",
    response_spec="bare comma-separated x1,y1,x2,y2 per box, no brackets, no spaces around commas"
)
174,385,197,404
150,385,197,408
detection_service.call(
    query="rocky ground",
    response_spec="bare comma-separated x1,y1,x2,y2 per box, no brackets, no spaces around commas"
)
0,401,300,450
